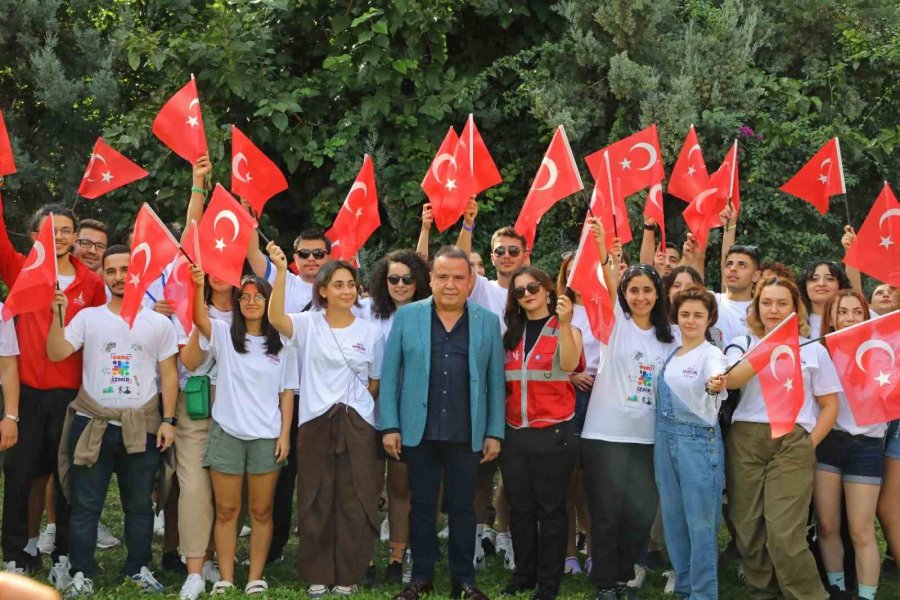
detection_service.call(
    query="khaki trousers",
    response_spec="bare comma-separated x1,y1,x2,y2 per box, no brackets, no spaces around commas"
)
174,389,215,558
725,422,827,600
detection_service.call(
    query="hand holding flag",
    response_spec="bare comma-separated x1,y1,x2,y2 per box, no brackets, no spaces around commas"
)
843,182,900,287
566,216,616,345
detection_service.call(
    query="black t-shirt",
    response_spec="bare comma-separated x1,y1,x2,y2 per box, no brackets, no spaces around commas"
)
523,315,551,358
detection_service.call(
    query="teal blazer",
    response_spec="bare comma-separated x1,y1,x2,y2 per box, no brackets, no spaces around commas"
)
379,298,506,452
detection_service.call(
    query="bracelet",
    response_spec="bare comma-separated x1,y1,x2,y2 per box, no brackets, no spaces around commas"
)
724,225,736,231
643,224,656,231
601,254,611,266
461,222,474,232
190,186,207,196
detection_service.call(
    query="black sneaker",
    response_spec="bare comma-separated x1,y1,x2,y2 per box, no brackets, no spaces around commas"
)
576,532,587,554
643,550,664,571
161,550,186,574
594,589,617,600
883,556,899,581
385,561,403,585
826,585,852,600
501,580,535,595
531,586,557,600
363,563,377,587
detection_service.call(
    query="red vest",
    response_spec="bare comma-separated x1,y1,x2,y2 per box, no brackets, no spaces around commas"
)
504,316,582,429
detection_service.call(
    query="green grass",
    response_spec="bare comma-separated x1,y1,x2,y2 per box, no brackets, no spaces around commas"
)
2,475,898,598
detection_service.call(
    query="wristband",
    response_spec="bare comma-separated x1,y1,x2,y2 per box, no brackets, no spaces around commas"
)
601,254,611,266
461,222,474,232
724,225,736,231
190,186,207,196
643,224,657,231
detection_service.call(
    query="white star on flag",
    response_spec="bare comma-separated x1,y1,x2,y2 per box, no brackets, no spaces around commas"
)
818,174,828,184
215,238,226,251
128,273,142,287
355,208,363,217
101,171,113,183
620,157,631,170
875,371,891,387
187,115,199,128
686,166,696,176
880,236,894,249
784,377,794,392
445,178,457,191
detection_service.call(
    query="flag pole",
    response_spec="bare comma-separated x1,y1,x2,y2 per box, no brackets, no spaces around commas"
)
54,283,64,328
603,151,619,238
257,227,272,246
579,189,596,219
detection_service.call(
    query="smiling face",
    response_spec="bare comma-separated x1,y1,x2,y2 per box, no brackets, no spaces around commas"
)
72,227,108,272
511,272,548,314
832,295,867,331
386,261,416,306
238,283,266,322
870,283,895,315
294,239,330,281
102,252,130,298
33,214,77,258
319,267,357,310
668,271,698,304
806,264,840,309
676,299,711,341
757,284,795,334
663,247,680,277
624,273,657,319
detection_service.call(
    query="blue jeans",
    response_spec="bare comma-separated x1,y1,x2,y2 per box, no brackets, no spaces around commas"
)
654,357,724,599
68,416,160,578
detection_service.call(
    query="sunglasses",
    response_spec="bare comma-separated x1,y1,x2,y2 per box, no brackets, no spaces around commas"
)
493,245,523,258
296,249,328,260
511,281,542,299
387,274,414,285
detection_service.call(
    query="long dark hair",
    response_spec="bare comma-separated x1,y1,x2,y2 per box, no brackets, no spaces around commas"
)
368,249,430,319
313,260,360,310
503,266,557,351
798,260,851,312
663,265,703,301
617,264,674,343
230,275,283,356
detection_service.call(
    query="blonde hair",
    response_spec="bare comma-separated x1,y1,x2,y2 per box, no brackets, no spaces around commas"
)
747,277,810,338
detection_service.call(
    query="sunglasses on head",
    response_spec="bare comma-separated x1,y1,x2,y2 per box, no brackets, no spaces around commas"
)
511,281,542,299
493,245,522,258
296,249,327,260
387,274,414,285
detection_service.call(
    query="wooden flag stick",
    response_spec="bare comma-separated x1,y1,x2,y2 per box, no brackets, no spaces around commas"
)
257,227,272,246
579,189,596,219
55,282,64,328
843,195,851,229
178,246,195,266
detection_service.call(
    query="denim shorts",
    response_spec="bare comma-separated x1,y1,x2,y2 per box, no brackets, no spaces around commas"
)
886,420,900,460
203,421,283,475
815,429,884,485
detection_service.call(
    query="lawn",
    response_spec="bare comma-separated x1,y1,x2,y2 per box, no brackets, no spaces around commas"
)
1,475,897,599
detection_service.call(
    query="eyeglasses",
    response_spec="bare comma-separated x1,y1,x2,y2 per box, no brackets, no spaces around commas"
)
239,293,265,303
54,228,75,237
296,249,328,260
387,274,414,285
75,239,108,252
493,245,522,258
511,282,542,299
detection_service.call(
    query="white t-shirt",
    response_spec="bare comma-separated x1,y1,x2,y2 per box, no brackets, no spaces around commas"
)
265,259,314,313
65,305,179,409
0,302,20,385
726,336,843,433
358,297,396,342
834,391,888,438
662,342,728,426
581,305,677,444
174,305,233,388
283,312,383,427
201,318,298,440
57,274,75,292
714,293,751,345
471,275,509,333
571,304,602,375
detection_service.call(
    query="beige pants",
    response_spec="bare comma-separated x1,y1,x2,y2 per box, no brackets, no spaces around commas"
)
174,388,215,558
726,422,828,600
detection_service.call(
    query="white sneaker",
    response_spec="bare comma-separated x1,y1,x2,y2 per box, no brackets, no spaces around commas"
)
663,570,676,594
496,532,515,570
474,537,485,569
239,524,251,538
437,525,450,539
179,573,205,600
96,522,120,549
3,560,25,574
380,516,390,542
627,564,646,588
202,559,221,584
64,571,94,598
50,555,74,590
153,511,166,537
38,524,57,555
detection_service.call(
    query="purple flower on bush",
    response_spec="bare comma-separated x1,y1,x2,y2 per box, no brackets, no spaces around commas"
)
738,124,755,138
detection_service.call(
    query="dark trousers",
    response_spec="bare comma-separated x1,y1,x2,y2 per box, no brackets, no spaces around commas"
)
582,439,658,589
500,425,577,594
406,440,480,588
2,385,75,565
268,397,299,562
68,416,160,578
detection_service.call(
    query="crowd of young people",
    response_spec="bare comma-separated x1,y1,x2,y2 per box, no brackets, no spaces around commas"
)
0,164,897,600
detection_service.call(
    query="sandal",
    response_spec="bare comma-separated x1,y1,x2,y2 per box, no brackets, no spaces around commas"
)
245,579,268,595
308,584,330,598
211,580,235,595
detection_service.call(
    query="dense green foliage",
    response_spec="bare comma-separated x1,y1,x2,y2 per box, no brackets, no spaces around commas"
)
0,0,897,286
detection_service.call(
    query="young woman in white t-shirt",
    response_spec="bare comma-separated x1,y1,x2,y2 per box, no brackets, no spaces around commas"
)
724,277,840,600
362,249,430,583
798,260,852,337
267,244,383,597
580,219,677,598
186,268,297,596
814,290,886,600
654,285,728,599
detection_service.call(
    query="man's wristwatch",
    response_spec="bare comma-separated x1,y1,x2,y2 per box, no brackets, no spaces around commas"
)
162,416,178,427
3,413,19,423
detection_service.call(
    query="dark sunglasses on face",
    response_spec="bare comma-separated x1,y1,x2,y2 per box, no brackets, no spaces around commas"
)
387,274,414,285
512,281,542,299
296,249,327,260
493,245,522,258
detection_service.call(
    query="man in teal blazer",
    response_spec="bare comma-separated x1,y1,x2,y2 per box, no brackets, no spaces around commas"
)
381,246,505,600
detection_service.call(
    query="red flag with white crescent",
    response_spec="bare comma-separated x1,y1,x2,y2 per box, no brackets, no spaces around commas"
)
843,182,900,287
0,109,15,177
152,75,209,165
196,185,257,287
779,137,845,215
642,183,666,250
421,127,464,232
456,114,502,200
230,125,288,216
514,126,584,250
825,310,900,426
667,125,709,203
1,214,57,321
326,154,380,261
121,204,181,328
164,221,198,334
584,125,665,198
589,155,633,249
682,140,739,248
77,138,149,200
566,217,615,345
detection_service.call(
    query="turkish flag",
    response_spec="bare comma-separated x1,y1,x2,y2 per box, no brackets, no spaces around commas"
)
456,114,502,200
667,125,709,203
589,165,633,250
326,154,380,261
843,182,900,287
566,218,615,345
514,126,584,249
121,204,181,328
152,75,208,165
643,183,666,250
197,184,257,287
230,126,288,216
77,138,149,200
742,313,805,438
1,214,57,321
164,221,198,334
779,137,845,215
0,110,15,177
682,141,739,248
421,126,465,232
825,310,900,426
585,125,665,198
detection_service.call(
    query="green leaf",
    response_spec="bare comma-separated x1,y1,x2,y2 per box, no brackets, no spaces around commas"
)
373,21,388,35
127,49,141,71
271,112,289,132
